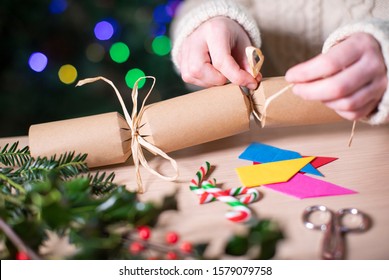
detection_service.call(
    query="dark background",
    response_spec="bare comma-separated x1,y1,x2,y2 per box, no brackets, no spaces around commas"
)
0,0,187,137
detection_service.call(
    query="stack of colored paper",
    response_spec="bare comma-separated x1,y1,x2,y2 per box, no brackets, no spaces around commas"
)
235,142,357,199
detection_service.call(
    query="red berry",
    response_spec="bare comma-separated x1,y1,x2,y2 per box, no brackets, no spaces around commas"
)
16,251,29,260
166,251,178,260
180,241,193,253
137,226,151,240
165,232,179,244
129,242,144,254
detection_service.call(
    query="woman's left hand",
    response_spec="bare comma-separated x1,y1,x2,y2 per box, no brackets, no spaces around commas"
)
285,33,387,120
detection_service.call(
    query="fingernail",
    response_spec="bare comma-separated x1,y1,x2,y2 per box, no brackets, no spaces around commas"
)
247,83,257,90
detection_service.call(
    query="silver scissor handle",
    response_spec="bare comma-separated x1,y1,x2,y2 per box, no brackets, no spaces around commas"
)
303,205,371,260
303,205,340,259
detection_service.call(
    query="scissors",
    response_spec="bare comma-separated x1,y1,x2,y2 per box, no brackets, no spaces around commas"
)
302,205,371,260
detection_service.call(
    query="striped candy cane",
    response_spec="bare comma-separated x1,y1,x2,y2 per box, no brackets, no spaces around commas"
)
189,162,258,223
201,180,252,223
190,162,260,205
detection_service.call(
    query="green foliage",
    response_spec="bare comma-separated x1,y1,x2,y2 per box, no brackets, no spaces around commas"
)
0,142,283,260
225,220,284,259
0,142,30,166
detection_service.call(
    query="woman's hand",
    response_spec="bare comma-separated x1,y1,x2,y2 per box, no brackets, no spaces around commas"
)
286,33,387,120
176,16,260,89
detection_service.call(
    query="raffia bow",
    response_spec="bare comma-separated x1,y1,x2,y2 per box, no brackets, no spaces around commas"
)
76,76,179,193
243,47,356,146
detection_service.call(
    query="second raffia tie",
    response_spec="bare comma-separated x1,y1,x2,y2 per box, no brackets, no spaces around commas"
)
189,162,260,223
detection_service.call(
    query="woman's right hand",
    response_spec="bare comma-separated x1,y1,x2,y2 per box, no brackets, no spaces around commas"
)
176,16,260,89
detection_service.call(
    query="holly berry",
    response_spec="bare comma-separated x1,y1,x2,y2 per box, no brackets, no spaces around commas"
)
129,242,144,254
166,251,178,260
180,241,193,253
16,251,29,260
165,232,179,244
137,226,151,240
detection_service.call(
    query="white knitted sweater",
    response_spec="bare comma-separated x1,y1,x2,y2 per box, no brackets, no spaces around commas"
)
170,0,389,125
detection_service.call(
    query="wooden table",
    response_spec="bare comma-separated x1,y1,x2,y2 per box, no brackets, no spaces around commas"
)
1,120,389,259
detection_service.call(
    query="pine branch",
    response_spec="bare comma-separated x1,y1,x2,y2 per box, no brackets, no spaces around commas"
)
0,142,31,167
15,152,89,181
88,172,122,196
0,173,26,194
54,152,89,179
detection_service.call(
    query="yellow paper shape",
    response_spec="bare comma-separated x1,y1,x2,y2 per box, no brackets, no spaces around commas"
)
235,157,315,187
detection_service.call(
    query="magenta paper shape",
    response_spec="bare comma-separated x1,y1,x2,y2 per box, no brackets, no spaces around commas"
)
264,173,357,199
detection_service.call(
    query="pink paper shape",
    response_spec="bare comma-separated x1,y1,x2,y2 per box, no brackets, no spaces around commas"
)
263,173,357,199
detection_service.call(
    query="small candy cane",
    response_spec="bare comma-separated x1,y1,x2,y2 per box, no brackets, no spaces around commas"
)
189,162,258,223
190,162,260,204
189,162,215,204
201,180,252,223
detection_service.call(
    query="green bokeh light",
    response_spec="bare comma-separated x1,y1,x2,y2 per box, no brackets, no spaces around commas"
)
125,68,145,89
151,35,171,56
109,42,130,63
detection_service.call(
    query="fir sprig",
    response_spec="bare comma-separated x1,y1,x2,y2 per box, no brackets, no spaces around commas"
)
88,171,122,196
0,142,30,167
15,152,88,182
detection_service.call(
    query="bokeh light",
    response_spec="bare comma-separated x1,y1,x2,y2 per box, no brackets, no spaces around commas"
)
94,21,114,41
86,43,105,63
151,35,172,56
166,0,182,17
125,68,145,89
58,64,77,84
28,52,48,72
49,0,68,14
109,42,130,63
153,4,172,24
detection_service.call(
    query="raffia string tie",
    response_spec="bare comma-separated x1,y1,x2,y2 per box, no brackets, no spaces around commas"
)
259,82,357,147
76,76,179,194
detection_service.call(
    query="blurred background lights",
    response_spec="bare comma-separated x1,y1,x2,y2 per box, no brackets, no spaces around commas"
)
94,20,114,41
125,68,145,89
153,4,172,24
49,0,68,14
28,52,48,72
166,0,182,17
86,43,105,63
151,35,172,56
58,64,77,84
109,42,130,63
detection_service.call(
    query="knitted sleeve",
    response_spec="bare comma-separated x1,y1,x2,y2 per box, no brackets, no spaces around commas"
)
322,19,389,125
170,0,261,69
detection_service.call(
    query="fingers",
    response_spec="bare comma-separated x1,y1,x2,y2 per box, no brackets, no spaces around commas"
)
285,34,366,83
285,33,387,120
324,75,387,120
290,52,384,102
177,17,259,89
335,100,379,120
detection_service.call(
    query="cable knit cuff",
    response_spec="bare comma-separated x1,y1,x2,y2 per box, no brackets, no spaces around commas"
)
323,19,389,125
171,0,261,69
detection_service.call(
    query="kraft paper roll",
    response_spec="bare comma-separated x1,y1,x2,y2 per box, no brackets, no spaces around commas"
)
28,76,343,168
29,112,131,168
253,77,342,127
140,84,251,153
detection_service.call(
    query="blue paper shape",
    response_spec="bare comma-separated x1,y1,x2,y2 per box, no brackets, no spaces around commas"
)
239,142,323,176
